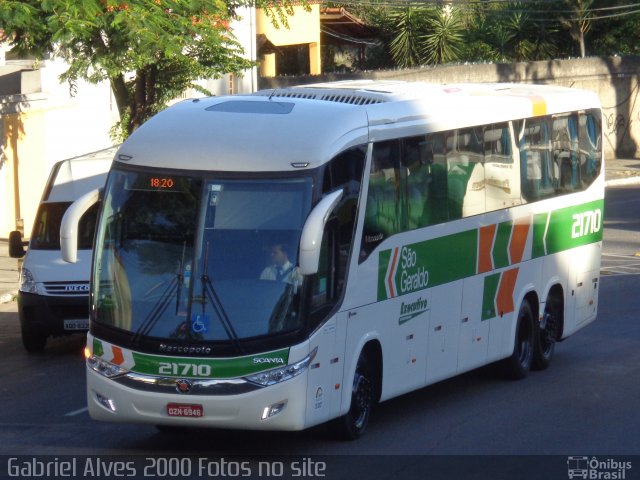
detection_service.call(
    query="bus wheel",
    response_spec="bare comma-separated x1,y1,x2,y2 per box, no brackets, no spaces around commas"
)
330,353,375,440
533,297,559,370
502,299,534,380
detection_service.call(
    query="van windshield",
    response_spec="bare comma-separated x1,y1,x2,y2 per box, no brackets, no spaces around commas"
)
30,202,100,250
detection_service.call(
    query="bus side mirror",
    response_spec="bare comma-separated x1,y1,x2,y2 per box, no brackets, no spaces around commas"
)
8,230,27,258
299,189,343,275
61,188,101,263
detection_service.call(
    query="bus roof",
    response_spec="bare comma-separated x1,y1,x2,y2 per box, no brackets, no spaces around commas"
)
117,81,601,173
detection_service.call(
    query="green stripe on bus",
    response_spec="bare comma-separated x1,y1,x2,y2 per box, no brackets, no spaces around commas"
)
129,348,290,379
378,249,392,301
532,212,548,258
378,229,477,301
93,338,104,357
532,199,604,258
492,221,512,269
482,273,501,320
378,199,603,302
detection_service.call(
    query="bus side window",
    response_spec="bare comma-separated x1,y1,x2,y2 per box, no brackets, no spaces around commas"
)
578,110,602,188
361,140,401,259
403,136,431,229
521,118,555,201
553,114,580,193
484,123,518,211
447,127,484,219
427,133,450,225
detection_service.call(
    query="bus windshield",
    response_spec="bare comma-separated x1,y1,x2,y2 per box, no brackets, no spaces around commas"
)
92,167,314,346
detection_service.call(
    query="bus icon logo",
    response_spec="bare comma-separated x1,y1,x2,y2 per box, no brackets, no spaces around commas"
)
567,456,589,479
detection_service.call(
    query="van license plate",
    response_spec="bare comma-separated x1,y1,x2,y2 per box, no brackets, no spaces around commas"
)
64,319,89,330
167,404,204,418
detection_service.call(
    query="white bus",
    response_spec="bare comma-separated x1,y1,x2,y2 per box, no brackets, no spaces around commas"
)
61,81,603,439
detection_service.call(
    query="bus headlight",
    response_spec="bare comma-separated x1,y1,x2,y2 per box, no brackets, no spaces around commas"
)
245,347,317,387
18,268,39,294
87,355,128,378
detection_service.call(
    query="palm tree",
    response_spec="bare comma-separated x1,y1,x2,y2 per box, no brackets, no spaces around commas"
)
389,6,431,68
421,6,465,65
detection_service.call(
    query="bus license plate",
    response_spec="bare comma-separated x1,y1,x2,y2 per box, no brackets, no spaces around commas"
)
63,319,89,330
167,403,204,418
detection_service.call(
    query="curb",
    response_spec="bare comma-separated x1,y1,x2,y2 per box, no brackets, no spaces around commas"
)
605,176,640,187
0,292,16,304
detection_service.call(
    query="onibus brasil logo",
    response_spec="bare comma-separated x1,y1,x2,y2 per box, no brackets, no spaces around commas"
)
567,456,632,479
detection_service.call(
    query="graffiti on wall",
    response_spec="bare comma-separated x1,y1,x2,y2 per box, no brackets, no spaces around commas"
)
602,81,640,157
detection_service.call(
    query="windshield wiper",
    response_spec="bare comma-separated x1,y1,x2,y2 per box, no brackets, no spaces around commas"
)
131,276,178,347
131,242,188,347
200,241,245,355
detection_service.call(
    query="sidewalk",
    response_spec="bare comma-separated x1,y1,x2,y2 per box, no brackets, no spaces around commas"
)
0,239,19,304
604,157,640,186
1,157,639,304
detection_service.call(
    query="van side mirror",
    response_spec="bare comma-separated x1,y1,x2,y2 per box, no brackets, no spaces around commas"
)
61,188,101,263
8,230,27,258
298,189,343,275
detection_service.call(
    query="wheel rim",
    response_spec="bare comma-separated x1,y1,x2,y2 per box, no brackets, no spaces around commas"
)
539,310,557,359
351,368,373,430
517,314,533,368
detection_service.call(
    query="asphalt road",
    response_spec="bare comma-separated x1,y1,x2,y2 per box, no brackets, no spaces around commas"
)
0,185,639,479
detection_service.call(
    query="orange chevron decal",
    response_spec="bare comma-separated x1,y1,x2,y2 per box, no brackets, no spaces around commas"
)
509,217,531,264
112,346,125,366
478,224,497,273
496,268,519,316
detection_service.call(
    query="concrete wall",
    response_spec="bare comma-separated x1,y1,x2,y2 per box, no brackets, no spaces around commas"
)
0,58,118,238
259,56,640,160
256,4,321,76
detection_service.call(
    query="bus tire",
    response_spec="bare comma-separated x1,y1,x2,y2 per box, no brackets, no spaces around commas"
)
501,299,534,380
21,327,47,353
330,353,375,440
533,296,560,370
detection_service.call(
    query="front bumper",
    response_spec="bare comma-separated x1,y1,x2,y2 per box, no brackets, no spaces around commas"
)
18,291,89,336
86,366,309,431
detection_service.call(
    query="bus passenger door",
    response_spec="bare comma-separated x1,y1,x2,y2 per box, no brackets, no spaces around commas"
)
458,276,490,373
305,315,347,428
426,283,462,384
566,243,601,335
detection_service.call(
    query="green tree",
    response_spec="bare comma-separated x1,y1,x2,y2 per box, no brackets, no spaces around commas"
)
421,7,465,65
479,3,558,62
589,1,640,56
389,6,431,68
0,0,292,139
559,0,594,58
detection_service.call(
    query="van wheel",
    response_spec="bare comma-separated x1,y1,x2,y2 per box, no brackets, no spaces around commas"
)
21,327,47,353
330,353,375,440
501,299,534,380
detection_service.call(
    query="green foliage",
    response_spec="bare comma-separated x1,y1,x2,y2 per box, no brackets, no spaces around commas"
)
388,6,466,68
589,0,640,56
1,0,293,138
422,8,465,65
389,7,431,68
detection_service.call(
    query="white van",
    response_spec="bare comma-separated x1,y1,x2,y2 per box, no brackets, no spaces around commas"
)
8,147,116,352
